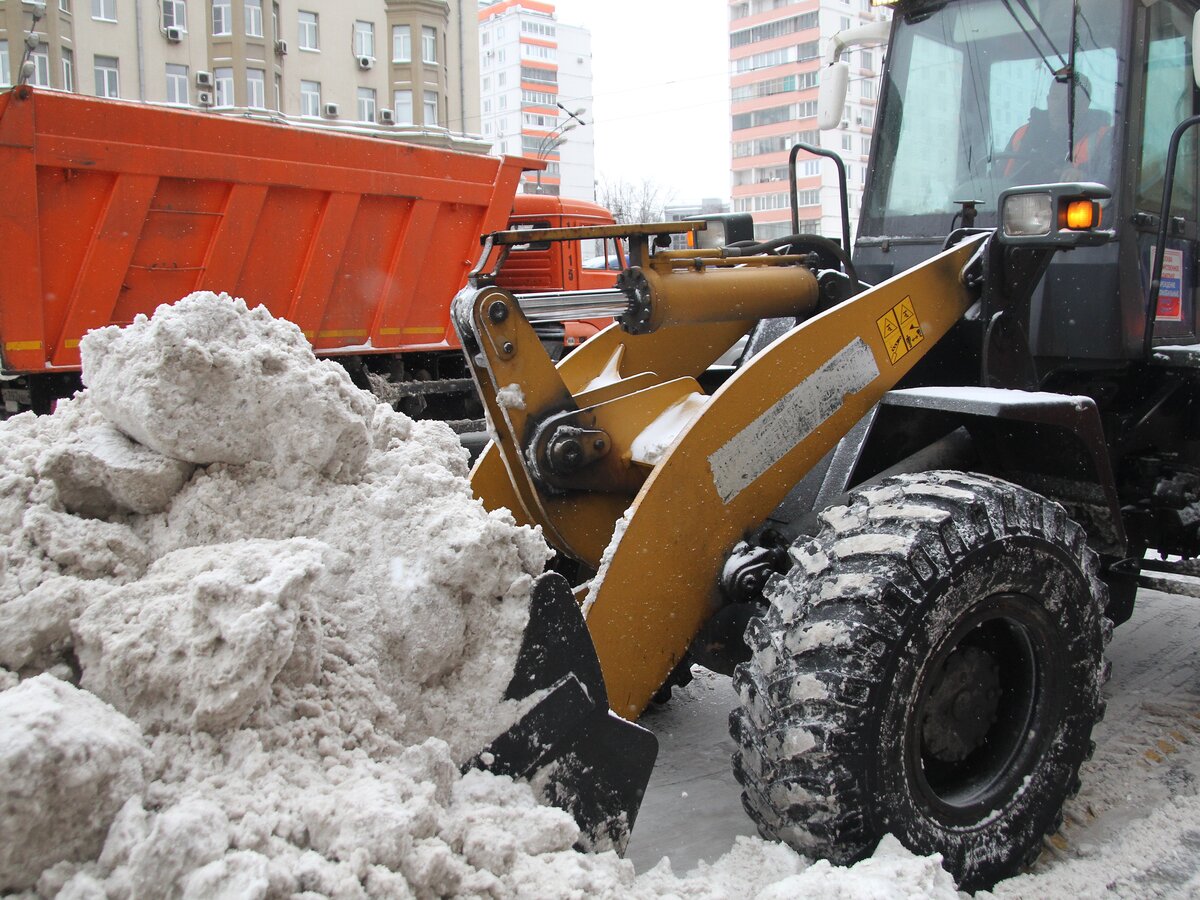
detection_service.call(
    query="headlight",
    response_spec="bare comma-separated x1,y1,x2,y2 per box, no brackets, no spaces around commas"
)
1002,193,1053,237
996,182,1112,249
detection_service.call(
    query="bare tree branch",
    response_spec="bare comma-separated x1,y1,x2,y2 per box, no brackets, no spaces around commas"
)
597,176,675,224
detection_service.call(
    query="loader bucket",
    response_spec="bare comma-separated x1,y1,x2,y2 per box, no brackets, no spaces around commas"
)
464,572,658,853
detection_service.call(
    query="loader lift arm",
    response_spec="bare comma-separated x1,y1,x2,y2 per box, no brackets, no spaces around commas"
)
454,229,988,719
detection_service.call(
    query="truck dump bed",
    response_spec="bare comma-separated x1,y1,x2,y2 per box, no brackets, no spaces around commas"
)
0,86,529,377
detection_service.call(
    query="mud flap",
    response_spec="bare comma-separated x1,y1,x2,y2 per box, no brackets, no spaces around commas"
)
464,572,658,854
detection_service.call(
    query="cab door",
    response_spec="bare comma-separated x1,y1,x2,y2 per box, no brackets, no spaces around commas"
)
1135,0,1200,344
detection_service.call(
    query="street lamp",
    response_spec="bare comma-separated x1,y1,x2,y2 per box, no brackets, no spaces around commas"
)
533,105,587,193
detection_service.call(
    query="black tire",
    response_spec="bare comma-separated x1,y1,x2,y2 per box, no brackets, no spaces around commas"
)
729,471,1111,892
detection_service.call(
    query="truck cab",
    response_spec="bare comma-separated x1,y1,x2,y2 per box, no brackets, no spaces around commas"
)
498,194,627,355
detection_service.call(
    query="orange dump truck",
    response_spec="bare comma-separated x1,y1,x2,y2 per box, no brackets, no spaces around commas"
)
0,86,620,423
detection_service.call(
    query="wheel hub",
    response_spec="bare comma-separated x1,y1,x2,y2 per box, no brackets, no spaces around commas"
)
921,646,1001,762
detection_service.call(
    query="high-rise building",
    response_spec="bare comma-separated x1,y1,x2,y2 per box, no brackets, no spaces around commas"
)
477,0,594,199
0,0,480,147
728,0,888,242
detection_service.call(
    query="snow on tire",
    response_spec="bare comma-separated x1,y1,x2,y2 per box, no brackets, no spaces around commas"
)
729,471,1111,892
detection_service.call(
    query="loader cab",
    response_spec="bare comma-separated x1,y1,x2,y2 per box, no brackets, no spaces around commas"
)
856,0,1200,368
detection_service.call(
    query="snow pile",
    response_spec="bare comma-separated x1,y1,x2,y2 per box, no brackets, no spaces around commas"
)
0,293,963,897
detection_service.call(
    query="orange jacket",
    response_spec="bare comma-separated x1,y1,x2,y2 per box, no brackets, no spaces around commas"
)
1005,121,1111,175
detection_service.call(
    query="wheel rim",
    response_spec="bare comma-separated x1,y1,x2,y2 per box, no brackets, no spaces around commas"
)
906,593,1063,823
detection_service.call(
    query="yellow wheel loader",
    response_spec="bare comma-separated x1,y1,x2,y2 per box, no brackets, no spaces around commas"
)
456,0,1200,890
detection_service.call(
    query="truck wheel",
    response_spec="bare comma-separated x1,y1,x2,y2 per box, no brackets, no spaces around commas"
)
729,471,1110,892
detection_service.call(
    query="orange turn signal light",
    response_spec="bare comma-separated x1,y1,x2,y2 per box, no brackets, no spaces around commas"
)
1064,199,1099,230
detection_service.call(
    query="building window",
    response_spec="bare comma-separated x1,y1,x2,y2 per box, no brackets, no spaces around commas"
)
421,25,436,64
521,43,553,61
246,68,265,107
730,12,817,48
272,2,278,37
245,0,262,37
212,0,231,36
522,89,556,106
861,136,871,155
274,72,281,110
300,80,321,116
61,48,74,91
497,72,506,87
392,24,410,62
357,87,376,122
353,21,374,58
393,88,412,124
0,42,9,89
841,133,852,151
60,0,71,12
93,55,118,96
482,98,491,113
163,0,185,31
298,11,318,50
521,19,555,38
423,90,437,125
520,66,554,85
92,0,116,21
214,67,233,105
31,44,51,87
861,50,874,71
165,63,188,103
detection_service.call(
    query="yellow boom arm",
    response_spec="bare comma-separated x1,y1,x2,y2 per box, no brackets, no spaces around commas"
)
453,233,986,720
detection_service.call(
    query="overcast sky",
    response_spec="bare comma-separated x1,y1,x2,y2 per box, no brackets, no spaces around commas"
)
546,1,732,206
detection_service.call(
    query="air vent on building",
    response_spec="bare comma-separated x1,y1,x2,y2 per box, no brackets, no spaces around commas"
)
196,70,213,87
165,26,184,42
378,108,394,124
357,55,373,70
274,39,288,56
197,91,213,106
323,102,340,118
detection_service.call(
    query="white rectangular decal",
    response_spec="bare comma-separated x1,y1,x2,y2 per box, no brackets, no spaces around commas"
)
708,337,879,504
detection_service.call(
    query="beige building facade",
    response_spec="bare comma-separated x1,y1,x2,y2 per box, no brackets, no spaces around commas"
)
0,0,480,136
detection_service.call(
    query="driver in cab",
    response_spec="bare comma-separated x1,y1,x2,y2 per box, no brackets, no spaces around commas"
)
1004,72,1112,182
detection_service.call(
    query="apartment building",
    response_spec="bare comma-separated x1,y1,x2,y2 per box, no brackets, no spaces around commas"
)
729,0,888,242
0,0,480,142
477,0,594,199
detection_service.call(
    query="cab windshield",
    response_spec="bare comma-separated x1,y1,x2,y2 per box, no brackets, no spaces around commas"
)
860,0,1126,238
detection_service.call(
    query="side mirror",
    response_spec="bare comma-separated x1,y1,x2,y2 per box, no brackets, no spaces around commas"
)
1193,11,1200,87
818,62,850,130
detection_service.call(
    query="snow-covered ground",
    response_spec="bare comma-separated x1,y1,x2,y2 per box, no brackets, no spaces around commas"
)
630,586,1200,897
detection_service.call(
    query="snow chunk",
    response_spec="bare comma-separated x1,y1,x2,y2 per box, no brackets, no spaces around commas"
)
758,834,959,898
80,293,375,482
74,540,325,733
0,675,149,892
630,391,709,466
496,383,526,410
41,423,194,517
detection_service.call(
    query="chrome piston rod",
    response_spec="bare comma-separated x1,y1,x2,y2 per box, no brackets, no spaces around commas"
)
515,288,628,323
